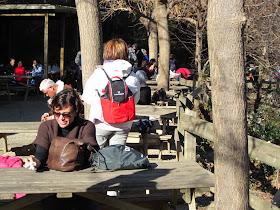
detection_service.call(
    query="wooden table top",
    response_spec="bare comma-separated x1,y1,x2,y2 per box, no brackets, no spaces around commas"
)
0,161,214,194
135,105,176,118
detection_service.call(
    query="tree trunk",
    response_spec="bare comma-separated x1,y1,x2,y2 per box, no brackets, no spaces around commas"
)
148,16,158,61
154,0,170,91
207,0,249,209
195,23,203,84
75,0,103,119
195,1,203,85
139,15,158,62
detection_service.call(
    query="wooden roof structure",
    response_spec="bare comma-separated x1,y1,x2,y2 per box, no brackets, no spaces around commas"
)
0,4,77,78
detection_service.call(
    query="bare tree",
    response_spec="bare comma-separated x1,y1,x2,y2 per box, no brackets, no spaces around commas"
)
245,0,280,74
99,0,158,61
207,0,249,209
169,0,208,84
75,0,103,119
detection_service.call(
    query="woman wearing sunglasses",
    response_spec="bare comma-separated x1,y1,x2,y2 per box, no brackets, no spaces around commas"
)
25,88,99,169
24,88,99,209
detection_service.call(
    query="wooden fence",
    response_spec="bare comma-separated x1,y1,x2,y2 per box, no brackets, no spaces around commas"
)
176,90,280,209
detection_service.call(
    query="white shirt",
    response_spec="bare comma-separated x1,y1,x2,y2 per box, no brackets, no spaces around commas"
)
82,60,140,131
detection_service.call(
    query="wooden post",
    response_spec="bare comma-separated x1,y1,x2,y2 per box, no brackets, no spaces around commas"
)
184,131,196,162
44,14,49,79
181,188,196,210
60,16,65,78
184,109,197,161
1,134,8,154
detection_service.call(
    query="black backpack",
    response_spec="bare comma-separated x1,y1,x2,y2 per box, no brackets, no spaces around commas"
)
152,88,167,102
100,69,135,123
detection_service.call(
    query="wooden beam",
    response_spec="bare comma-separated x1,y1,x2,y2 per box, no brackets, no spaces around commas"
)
248,136,280,169
249,193,280,210
178,112,280,169
44,14,49,79
60,16,65,77
0,4,76,13
0,13,55,16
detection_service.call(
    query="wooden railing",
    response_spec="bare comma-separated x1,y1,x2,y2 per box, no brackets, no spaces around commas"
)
176,90,280,209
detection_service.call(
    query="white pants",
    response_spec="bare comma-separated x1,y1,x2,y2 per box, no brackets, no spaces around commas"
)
95,128,130,149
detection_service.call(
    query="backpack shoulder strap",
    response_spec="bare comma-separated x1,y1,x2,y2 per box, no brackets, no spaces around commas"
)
101,68,112,83
124,71,132,81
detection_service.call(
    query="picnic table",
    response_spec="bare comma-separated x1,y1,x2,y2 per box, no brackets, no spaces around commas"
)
0,161,215,210
0,75,40,102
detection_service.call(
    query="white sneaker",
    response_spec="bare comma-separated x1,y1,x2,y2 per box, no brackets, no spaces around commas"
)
106,191,118,196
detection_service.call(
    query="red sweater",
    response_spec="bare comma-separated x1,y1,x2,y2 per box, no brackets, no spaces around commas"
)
175,68,191,79
15,65,26,82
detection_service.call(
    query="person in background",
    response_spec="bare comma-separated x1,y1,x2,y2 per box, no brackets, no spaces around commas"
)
3,58,15,75
148,58,158,79
74,51,83,93
31,59,44,80
135,60,150,76
141,48,149,61
128,43,138,70
24,88,99,210
75,50,82,71
136,69,151,105
14,60,26,83
83,38,140,149
175,67,192,81
248,63,258,88
136,44,144,68
170,54,176,72
39,79,71,121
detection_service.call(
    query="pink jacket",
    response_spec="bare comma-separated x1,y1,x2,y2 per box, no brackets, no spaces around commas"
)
0,156,25,199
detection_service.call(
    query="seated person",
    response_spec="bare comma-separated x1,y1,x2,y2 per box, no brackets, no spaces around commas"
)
136,70,151,105
148,59,158,79
24,88,99,209
14,60,26,83
175,67,192,80
25,88,99,169
169,69,180,80
39,79,71,121
31,59,44,80
2,58,15,75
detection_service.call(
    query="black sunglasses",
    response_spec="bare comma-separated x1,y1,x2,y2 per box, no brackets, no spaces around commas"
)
53,112,73,118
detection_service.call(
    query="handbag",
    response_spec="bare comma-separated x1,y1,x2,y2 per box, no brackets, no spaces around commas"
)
91,144,151,170
47,137,98,172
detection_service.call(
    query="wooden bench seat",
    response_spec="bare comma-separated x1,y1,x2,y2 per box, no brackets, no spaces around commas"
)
126,132,174,160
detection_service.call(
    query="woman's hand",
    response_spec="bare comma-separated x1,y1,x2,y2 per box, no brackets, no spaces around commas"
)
24,156,41,170
41,113,53,122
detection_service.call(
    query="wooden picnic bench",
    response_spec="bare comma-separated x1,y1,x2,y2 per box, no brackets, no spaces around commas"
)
0,161,215,210
0,122,40,154
0,75,40,102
